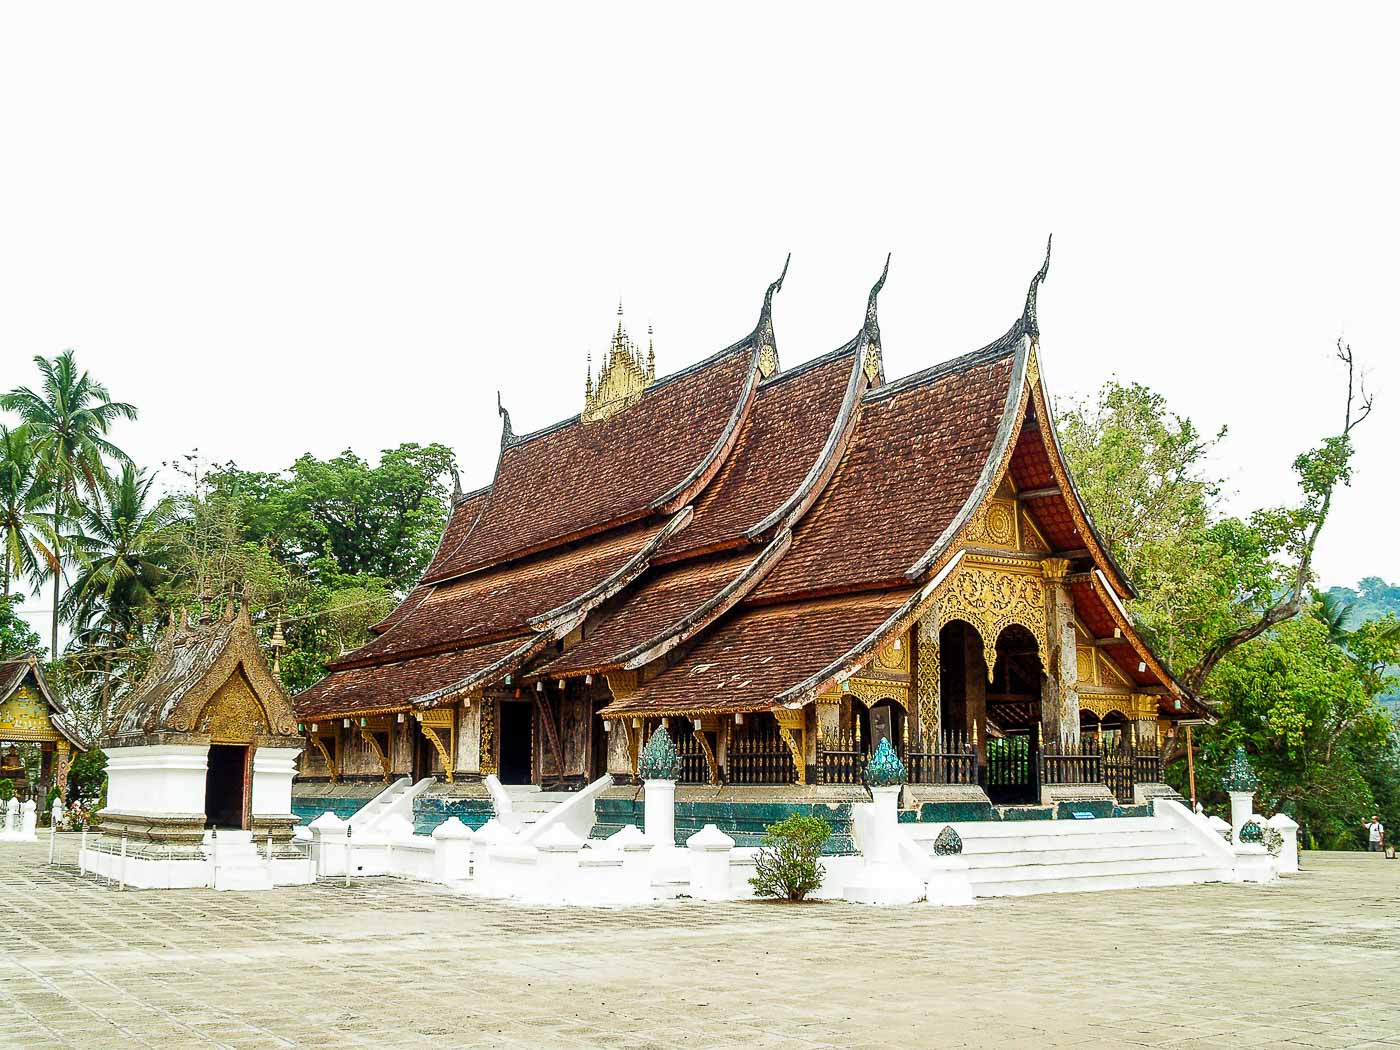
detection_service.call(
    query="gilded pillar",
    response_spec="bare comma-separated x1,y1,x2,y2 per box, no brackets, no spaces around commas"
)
915,616,941,748
1040,558,1080,749
478,699,499,776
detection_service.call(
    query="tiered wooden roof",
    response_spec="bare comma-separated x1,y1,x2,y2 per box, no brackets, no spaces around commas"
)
296,250,1207,725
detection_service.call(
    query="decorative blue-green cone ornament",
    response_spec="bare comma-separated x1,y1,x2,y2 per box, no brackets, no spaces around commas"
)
638,726,681,781
1239,819,1264,845
933,825,963,856
1221,746,1260,792
864,737,907,787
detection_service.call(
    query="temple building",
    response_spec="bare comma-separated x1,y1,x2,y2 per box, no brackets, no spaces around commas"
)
0,655,86,801
294,247,1211,835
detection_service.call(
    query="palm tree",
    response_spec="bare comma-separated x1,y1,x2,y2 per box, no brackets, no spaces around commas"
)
0,350,137,655
62,463,174,644
1314,591,1356,647
0,424,50,602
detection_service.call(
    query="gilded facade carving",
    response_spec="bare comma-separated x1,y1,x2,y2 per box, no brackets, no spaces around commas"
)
931,557,1049,679
197,671,269,744
0,686,58,742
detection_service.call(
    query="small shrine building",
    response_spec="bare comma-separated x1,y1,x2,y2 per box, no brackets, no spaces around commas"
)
294,247,1211,828
0,655,86,801
99,604,304,851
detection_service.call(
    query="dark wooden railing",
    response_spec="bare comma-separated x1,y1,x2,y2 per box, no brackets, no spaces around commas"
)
728,718,797,785
671,721,711,786
817,728,865,786
1040,739,1103,786
907,732,978,786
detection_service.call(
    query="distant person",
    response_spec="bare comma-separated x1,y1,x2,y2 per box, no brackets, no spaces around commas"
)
1364,815,1384,853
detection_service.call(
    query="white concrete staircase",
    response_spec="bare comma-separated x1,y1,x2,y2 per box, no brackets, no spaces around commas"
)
500,785,578,834
204,830,273,891
906,815,1230,897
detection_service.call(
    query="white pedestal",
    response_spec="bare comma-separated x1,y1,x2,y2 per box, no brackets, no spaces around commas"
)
1267,813,1300,874
643,778,676,847
687,824,735,901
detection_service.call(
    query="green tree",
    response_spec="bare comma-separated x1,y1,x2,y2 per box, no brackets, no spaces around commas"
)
1,351,137,655
205,442,456,591
62,464,175,644
0,424,51,602
0,595,45,659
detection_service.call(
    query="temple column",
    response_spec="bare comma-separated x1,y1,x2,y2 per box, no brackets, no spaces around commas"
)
55,740,70,800
915,617,941,749
963,628,987,768
457,700,482,777
606,717,635,780
1039,558,1080,749
1132,695,1160,749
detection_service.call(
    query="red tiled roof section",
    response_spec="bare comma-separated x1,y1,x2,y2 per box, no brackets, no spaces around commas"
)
420,487,491,581
599,592,911,716
661,350,856,559
1070,579,1161,689
295,637,529,719
1011,428,1084,552
752,354,1016,602
335,523,663,668
539,553,755,677
424,345,756,581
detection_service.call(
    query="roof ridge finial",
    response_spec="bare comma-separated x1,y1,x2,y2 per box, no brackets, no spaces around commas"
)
1021,234,1052,340
497,391,516,449
754,253,790,378
646,323,655,379
450,463,463,503
859,254,891,386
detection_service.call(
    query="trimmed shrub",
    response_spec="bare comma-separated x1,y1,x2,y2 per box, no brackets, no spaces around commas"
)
0,779,13,802
749,814,830,902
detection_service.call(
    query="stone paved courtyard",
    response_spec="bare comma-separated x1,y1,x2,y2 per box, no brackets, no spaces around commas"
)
2,837,1399,1049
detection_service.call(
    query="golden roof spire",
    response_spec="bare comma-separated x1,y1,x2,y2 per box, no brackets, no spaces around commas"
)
584,299,654,423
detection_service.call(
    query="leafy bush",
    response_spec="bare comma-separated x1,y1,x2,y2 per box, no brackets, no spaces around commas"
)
0,779,13,802
749,814,830,902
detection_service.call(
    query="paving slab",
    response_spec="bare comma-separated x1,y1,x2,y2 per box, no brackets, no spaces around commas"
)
1,837,1397,1047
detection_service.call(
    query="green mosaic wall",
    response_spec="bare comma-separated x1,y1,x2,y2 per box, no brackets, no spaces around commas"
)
592,798,857,855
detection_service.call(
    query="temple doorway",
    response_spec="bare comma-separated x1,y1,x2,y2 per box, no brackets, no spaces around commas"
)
498,701,533,785
205,744,248,829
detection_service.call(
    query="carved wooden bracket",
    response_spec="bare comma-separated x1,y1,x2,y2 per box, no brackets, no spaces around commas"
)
359,726,391,783
310,734,339,783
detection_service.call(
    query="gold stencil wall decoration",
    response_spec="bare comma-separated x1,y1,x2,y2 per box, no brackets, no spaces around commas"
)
479,699,498,775
931,558,1049,681
916,617,940,746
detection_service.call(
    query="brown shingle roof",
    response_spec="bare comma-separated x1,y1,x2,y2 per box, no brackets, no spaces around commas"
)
535,552,757,678
332,520,670,669
752,345,1019,603
660,347,859,559
295,635,533,719
423,342,759,581
598,591,912,717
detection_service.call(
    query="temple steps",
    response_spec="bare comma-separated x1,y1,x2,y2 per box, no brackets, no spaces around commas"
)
204,830,274,891
500,786,578,830
908,816,1228,898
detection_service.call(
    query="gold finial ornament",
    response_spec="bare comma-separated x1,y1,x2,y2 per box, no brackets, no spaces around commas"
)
583,299,654,423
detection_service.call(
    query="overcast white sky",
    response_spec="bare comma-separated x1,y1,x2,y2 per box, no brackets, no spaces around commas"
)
2,3,1397,640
